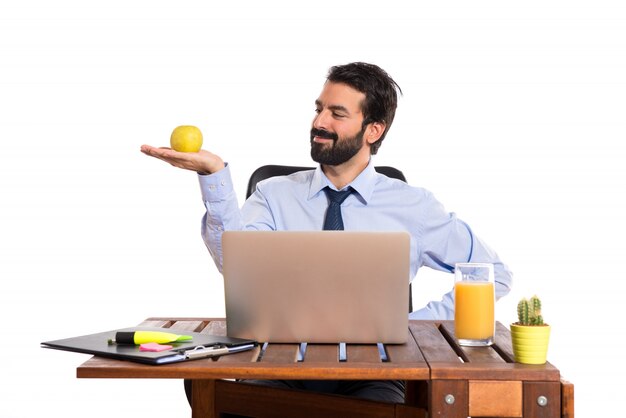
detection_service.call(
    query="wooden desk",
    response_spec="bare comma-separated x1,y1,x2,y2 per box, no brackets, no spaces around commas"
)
78,318,574,418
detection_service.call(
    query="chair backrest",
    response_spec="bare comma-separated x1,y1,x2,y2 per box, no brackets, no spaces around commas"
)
246,165,407,198
245,164,413,313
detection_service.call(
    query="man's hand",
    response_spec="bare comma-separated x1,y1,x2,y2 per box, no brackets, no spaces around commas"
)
140,145,225,175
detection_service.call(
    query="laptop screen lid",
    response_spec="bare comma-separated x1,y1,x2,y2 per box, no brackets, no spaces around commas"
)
222,231,410,344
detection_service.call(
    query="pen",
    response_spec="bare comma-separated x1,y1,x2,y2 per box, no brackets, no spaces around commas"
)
184,345,230,359
108,331,193,345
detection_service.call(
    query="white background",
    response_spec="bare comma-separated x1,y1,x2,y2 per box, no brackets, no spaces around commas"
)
1,0,624,416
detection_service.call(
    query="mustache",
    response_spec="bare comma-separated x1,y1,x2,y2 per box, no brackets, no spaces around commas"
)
310,128,338,141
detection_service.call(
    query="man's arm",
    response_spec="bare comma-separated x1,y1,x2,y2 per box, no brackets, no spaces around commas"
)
198,166,278,271
410,192,513,320
410,233,513,320
141,144,236,271
198,165,243,271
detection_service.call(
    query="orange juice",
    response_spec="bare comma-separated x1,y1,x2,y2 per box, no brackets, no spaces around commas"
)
454,281,495,342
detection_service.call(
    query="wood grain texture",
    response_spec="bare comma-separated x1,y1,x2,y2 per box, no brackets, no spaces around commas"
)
214,379,397,418
201,320,227,336
347,344,383,363
409,321,460,363
561,378,575,418
386,329,425,363
469,380,522,417
75,318,572,417
524,381,561,418
303,343,338,362
430,379,468,418
191,379,215,418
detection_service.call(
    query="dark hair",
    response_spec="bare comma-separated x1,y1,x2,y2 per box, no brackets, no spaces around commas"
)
326,62,402,154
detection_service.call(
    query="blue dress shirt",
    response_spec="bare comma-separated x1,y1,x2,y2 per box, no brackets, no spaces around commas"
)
199,161,512,320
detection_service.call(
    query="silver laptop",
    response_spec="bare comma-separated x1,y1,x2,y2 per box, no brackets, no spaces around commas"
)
222,231,410,344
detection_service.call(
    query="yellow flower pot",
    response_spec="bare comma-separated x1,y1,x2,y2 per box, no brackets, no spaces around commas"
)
510,323,551,365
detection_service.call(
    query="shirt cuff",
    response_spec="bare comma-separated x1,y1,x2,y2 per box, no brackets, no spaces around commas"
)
198,163,234,202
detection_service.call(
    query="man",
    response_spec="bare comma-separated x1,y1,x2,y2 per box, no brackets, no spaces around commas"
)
141,62,512,403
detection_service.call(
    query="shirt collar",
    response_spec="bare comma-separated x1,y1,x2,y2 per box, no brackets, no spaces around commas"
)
308,160,377,204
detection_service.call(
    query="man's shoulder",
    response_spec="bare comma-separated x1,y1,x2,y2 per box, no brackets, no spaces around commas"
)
372,172,438,205
374,171,429,193
256,168,315,191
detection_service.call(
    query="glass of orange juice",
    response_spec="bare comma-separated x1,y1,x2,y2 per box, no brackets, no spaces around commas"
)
454,263,495,346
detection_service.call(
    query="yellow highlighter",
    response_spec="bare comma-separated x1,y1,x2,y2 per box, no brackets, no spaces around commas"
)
108,331,193,345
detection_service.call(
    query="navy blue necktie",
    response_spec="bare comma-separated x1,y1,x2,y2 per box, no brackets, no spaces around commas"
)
323,187,353,230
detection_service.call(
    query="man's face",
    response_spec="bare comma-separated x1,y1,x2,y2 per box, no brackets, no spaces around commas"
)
310,82,369,166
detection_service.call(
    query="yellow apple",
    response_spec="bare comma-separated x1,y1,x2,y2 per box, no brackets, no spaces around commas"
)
170,125,203,152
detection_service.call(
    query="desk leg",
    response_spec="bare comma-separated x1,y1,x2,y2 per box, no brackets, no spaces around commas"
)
399,381,428,418
192,379,216,418
561,379,575,418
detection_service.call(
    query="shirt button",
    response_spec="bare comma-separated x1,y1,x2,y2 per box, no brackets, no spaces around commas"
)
208,184,216,191
221,180,225,186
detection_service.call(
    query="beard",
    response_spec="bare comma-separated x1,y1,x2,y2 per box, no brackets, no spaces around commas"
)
310,126,366,166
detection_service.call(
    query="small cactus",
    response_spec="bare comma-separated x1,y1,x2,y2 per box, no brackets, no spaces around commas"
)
517,295,545,325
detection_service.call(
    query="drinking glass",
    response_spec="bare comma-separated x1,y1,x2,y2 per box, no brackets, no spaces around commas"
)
454,262,495,346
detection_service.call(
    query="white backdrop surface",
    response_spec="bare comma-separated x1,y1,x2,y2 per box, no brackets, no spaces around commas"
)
1,1,625,416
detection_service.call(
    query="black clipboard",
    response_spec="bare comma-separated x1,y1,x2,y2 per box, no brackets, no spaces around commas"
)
41,327,257,365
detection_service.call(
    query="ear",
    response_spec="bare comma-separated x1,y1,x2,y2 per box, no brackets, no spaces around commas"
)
365,122,386,146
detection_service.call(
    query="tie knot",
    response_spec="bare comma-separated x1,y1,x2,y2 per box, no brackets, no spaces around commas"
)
324,187,353,205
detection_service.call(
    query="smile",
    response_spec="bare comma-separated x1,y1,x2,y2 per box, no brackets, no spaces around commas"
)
312,136,334,144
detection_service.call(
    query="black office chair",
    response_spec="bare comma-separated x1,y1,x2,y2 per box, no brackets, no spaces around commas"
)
245,164,413,312
246,164,407,198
